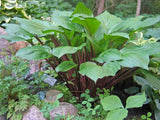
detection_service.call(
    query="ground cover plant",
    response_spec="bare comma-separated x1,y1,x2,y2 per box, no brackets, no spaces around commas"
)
0,53,46,120
1,3,160,99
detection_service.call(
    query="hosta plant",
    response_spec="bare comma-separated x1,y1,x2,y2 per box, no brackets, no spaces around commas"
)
1,3,160,98
0,0,30,23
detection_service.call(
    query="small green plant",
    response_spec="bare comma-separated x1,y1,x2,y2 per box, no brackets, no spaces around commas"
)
40,93,63,120
0,54,42,120
100,92,146,120
141,112,152,120
75,89,107,120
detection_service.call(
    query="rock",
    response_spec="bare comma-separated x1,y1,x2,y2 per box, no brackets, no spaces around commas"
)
44,89,64,103
22,105,46,120
11,41,29,52
29,61,40,74
49,102,78,119
0,27,28,54
0,27,11,54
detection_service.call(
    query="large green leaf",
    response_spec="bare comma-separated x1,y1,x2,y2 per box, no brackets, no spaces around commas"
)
103,62,121,76
133,15,160,30
72,2,93,17
0,35,28,43
2,23,33,38
93,49,122,63
16,46,52,60
141,43,160,55
96,11,122,34
101,95,124,111
13,17,54,35
140,70,160,90
112,15,160,32
106,109,128,120
52,43,86,58
72,17,101,35
52,16,83,32
119,53,149,69
55,61,77,72
125,93,146,109
120,46,149,69
111,16,144,32
79,62,120,82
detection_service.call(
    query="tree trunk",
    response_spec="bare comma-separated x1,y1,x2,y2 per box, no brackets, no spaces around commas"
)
136,0,141,17
97,0,105,15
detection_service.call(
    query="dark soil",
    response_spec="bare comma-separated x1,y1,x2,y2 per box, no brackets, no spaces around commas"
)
114,79,155,120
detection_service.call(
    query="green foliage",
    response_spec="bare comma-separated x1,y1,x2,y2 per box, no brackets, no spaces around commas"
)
0,54,42,119
40,93,63,119
75,89,107,120
25,0,74,19
1,3,160,98
0,0,29,23
101,93,146,120
134,73,160,120
141,112,152,120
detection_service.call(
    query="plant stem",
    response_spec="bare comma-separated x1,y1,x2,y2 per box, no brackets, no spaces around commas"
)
50,35,61,47
105,68,137,89
34,36,44,45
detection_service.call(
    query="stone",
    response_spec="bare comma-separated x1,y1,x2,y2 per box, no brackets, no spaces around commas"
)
0,27,11,54
29,60,40,74
44,89,64,103
11,41,29,53
49,102,78,119
22,105,46,120
0,27,28,54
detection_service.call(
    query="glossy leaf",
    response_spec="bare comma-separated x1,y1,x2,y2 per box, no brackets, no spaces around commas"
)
112,15,160,32
13,17,54,35
101,95,124,111
120,47,149,69
103,62,121,76
2,23,33,37
96,11,122,34
52,43,86,58
52,16,83,32
106,109,128,120
93,49,122,63
125,93,146,109
141,43,160,55
16,46,52,60
55,61,77,72
0,35,28,43
72,17,101,35
79,62,120,82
